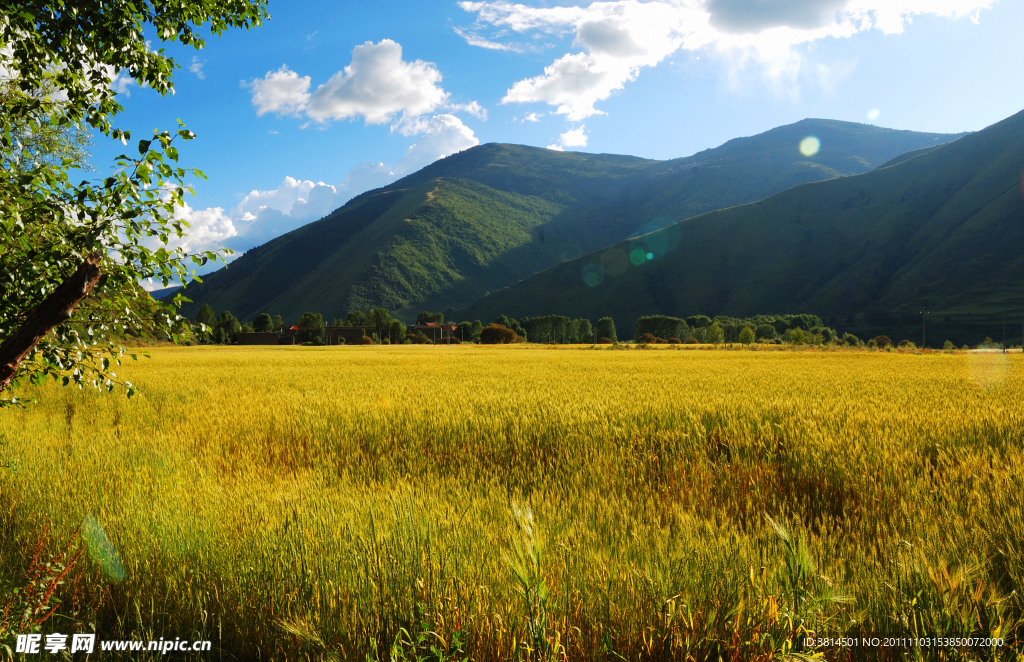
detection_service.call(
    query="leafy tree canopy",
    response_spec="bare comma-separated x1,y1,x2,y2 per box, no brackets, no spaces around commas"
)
295,312,325,344
0,0,268,404
594,317,617,343
251,313,273,333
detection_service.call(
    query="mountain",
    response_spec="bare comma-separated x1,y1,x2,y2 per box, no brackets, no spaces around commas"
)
178,120,962,323
148,286,182,302
457,109,1024,343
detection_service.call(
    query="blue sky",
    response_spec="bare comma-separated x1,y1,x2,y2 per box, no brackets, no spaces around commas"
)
97,0,1024,271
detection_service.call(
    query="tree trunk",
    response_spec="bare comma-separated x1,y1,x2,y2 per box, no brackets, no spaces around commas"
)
0,253,102,393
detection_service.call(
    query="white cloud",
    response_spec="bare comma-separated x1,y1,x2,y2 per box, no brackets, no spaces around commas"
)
706,0,851,33
189,57,206,80
171,203,238,254
448,99,488,120
558,125,588,147
171,115,479,254
304,40,448,125
110,69,135,96
395,114,480,174
244,65,311,116
523,112,542,122
460,0,994,119
453,26,523,51
340,161,397,194
246,40,485,129
546,125,588,150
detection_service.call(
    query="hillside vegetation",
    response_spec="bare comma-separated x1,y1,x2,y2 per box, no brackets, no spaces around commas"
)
178,120,960,323
460,109,1024,341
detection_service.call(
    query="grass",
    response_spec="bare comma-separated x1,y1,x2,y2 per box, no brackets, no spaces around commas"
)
1,345,1023,660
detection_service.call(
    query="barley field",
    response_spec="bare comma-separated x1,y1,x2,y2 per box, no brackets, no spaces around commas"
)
2,345,1023,661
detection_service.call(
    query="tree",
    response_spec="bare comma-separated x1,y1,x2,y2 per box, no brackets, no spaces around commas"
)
213,311,240,345
456,320,482,343
943,340,955,351
272,315,285,332
386,319,406,344
706,322,725,346
295,312,325,344
755,324,777,341
365,308,393,340
634,315,688,342
569,318,592,344
196,305,216,327
345,310,367,327
192,304,215,344
738,326,755,345
495,315,527,340
0,0,268,404
416,311,444,325
251,313,273,333
843,333,861,346
594,317,617,343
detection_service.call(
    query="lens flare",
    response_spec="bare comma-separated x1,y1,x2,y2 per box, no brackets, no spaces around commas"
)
600,248,628,276
867,109,881,121
82,515,126,581
629,249,647,266
582,263,603,287
645,252,654,260
967,351,1009,391
799,136,820,157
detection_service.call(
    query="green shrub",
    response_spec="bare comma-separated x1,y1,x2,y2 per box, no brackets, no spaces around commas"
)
407,332,432,344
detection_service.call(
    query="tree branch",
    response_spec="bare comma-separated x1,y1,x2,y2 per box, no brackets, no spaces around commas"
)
0,253,103,393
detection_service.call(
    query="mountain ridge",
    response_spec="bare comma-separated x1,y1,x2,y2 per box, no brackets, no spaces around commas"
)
178,119,965,323
455,109,1024,340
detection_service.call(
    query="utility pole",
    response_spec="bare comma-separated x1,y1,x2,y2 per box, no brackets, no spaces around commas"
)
921,307,928,348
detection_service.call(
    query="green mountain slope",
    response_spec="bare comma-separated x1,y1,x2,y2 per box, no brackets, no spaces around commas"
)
179,119,961,323
457,109,1024,341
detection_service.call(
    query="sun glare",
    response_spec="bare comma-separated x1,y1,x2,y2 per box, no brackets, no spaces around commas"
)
799,136,820,157
867,109,881,121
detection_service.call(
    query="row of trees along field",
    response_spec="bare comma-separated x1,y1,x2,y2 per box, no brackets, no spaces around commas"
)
634,313,838,344
189,305,854,347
